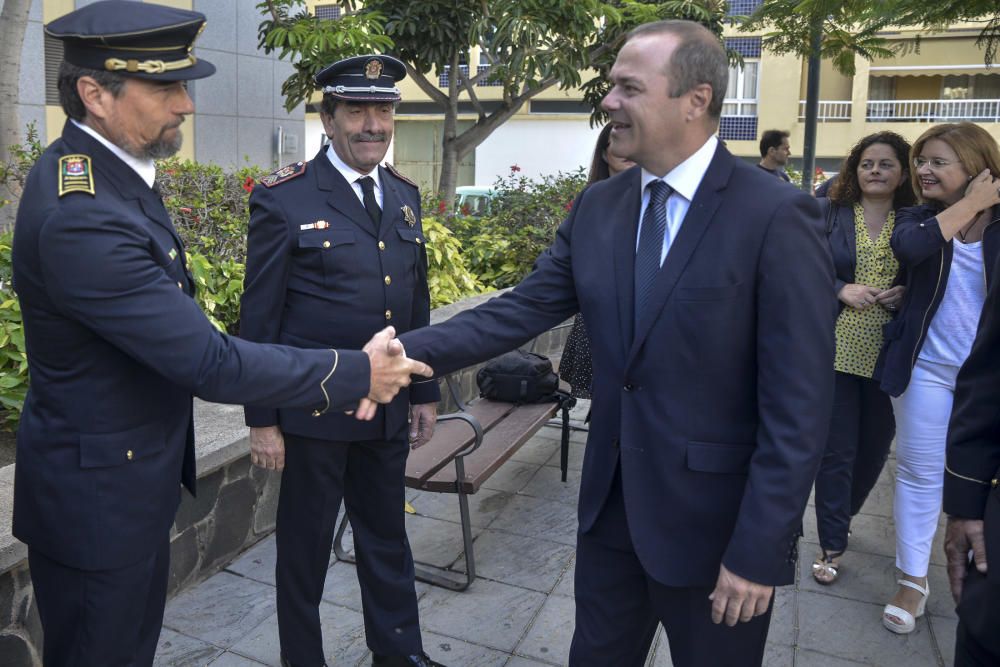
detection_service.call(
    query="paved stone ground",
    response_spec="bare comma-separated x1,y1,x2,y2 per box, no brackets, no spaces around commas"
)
155,402,955,666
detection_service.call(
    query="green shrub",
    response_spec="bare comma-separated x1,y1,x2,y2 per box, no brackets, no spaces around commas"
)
0,231,27,431
448,166,587,289
420,216,484,308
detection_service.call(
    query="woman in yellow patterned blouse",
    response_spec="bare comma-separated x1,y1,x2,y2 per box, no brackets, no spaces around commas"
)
812,132,916,585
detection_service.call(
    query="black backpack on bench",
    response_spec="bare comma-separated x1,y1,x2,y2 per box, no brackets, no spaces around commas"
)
476,349,576,481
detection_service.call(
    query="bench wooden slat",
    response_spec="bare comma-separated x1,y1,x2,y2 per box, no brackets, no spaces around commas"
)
414,402,558,494
404,400,514,485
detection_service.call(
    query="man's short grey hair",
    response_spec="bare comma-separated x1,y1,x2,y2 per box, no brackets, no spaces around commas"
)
57,61,127,121
627,20,729,119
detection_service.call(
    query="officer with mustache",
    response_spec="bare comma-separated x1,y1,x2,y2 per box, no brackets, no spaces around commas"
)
239,55,444,667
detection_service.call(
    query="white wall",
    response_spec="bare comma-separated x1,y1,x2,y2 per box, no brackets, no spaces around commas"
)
474,118,601,185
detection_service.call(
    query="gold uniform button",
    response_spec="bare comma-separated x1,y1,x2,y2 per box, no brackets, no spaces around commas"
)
312,409,321,417
322,240,331,248
177,281,183,289
378,241,386,250
126,450,134,461
415,237,422,244
385,309,392,320
384,275,391,286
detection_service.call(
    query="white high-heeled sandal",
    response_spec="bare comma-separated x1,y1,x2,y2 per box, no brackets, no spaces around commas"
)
882,579,929,634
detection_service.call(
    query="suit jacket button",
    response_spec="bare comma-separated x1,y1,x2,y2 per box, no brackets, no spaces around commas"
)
312,409,321,417
126,449,134,461
322,240,331,248
384,275,391,286
385,309,392,320
624,383,634,392
378,241,386,250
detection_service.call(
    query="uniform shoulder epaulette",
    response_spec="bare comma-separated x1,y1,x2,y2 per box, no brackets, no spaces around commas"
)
261,161,306,188
384,162,418,188
58,154,95,197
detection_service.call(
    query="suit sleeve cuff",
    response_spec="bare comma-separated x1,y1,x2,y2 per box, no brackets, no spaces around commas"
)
943,468,993,519
409,377,441,405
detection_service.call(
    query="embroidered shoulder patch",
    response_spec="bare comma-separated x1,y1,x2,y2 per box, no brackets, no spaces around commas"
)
261,161,306,188
384,162,417,188
58,154,95,197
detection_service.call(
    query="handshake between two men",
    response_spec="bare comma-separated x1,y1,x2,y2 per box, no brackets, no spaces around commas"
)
358,326,432,419
249,326,433,470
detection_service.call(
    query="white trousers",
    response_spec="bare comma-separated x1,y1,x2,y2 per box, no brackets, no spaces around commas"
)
890,357,959,577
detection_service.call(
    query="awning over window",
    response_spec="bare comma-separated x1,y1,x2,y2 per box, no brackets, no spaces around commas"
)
870,37,1000,77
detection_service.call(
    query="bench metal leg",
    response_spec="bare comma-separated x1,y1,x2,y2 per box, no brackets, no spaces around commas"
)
331,489,478,592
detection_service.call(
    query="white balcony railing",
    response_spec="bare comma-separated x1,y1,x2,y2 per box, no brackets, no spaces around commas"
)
797,100,853,121
866,99,1000,122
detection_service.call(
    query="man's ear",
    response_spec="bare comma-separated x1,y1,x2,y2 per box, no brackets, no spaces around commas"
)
77,76,114,121
319,110,336,138
686,83,713,121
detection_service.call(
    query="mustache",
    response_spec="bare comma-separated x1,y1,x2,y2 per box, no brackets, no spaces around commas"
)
351,132,387,143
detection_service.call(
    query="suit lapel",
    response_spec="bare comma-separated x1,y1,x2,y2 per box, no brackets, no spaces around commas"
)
627,145,732,365
313,149,378,237
613,170,642,351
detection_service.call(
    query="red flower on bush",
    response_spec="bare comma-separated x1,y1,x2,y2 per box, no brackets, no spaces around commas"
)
179,207,193,214
437,200,447,214
563,200,573,212
242,176,255,193
510,164,521,173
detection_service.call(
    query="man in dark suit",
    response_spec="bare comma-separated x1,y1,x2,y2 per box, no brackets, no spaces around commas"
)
396,20,835,666
11,4,430,665
239,55,444,667
943,250,1000,666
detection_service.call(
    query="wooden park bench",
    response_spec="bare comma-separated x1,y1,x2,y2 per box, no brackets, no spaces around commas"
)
333,373,574,591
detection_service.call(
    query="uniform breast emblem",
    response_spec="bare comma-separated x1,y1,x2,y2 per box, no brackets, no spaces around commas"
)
401,205,416,227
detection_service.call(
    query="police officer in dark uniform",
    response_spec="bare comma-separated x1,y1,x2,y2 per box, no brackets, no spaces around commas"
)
11,3,430,665
240,55,445,667
944,249,1000,666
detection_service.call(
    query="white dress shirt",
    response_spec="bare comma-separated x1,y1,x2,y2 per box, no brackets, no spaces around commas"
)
325,143,384,208
637,135,718,266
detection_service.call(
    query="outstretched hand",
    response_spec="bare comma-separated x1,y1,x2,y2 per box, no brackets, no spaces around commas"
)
354,327,432,421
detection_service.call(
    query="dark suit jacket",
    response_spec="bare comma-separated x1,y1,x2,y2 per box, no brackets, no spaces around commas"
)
401,144,836,586
240,149,439,442
945,249,1000,583
11,121,370,571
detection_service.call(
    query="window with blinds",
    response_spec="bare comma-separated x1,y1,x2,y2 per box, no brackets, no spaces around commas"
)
45,35,64,105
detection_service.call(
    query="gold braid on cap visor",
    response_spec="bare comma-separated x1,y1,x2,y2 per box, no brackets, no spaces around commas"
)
104,54,197,74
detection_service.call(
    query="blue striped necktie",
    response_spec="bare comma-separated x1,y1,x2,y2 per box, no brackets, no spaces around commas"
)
634,180,672,324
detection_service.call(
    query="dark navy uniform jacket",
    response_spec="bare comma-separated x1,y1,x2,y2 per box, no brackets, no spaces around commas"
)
401,144,835,587
11,121,371,571
241,148,439,442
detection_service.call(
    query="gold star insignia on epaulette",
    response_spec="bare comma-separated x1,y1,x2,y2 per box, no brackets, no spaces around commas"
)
58,154,95,197
261,161,306,188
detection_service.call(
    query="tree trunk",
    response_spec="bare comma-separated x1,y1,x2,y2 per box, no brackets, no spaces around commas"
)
0,0,32,163
436,51,463,203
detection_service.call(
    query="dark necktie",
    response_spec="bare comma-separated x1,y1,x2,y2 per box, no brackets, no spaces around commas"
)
634,180,672,324
358,176,382,227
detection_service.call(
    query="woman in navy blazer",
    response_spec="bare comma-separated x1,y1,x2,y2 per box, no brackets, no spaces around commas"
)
812,132,915,587
876,122,1000,634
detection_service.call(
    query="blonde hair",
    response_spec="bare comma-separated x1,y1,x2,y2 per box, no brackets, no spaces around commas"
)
911,122,1000,203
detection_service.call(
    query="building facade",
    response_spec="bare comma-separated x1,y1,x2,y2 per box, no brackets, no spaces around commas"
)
8,0,306,171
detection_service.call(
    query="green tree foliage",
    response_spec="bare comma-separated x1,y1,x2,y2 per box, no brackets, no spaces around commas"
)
256,0,730,200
